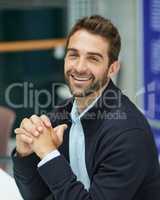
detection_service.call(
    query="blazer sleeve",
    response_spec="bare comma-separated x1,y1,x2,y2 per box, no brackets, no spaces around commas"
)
12,149,51,200
37,128,153,200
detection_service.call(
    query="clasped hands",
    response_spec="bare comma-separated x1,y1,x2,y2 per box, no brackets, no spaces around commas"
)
15,114,67,159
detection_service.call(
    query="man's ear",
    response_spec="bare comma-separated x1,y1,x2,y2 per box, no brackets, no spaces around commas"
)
108,61,120,78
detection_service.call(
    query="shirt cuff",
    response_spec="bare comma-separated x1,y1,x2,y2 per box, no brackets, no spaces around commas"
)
37,149,60,168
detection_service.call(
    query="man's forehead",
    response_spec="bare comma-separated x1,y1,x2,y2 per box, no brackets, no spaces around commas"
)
68,30,109,54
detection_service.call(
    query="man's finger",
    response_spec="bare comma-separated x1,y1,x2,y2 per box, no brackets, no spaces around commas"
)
53,124,67,144
15,128,33,144
20,118,39,137
30,115,44,133
16,134,33,144
40,115,52,128
54,124,67,133
15,128,32,137
51,131,59,148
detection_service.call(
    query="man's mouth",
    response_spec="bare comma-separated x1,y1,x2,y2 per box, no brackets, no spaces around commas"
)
71,74,92,81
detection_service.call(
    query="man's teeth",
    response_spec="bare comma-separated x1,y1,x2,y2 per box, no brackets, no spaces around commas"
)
72,75,91,81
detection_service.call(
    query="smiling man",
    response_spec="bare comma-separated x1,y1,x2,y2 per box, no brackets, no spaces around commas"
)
64,29,114,112
12,15,160,200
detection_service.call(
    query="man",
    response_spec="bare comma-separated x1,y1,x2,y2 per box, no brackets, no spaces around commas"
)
12,15,160,200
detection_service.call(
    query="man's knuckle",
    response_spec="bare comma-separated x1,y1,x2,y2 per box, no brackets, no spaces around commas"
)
21,118,27,125
41,114,48,120
19,134,25,141
30,114,38,120
24,117,29,122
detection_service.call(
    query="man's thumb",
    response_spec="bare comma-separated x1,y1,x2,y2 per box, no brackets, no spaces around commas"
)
53,124,67,144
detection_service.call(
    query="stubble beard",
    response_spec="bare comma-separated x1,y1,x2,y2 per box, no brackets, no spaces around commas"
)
65,71,109,98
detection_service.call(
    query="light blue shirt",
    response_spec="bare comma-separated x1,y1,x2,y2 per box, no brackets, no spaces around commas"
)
69,97,100,190
38,96,100,190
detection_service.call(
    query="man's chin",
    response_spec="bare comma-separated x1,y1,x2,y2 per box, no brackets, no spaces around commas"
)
72,92,89,98
70,88,91,97
71,89,93,98
68,81,104,98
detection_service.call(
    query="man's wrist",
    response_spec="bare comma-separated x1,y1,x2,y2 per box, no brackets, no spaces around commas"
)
38,149,60,167
37,145,57,160
16,149,32,158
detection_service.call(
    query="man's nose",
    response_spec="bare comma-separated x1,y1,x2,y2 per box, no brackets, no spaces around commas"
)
76,57,87,72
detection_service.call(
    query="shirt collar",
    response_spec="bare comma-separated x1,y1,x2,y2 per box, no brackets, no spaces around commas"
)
70,95,101,123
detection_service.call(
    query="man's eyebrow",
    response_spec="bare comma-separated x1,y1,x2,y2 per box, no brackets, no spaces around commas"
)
87,52,104,59
66,48,78,53
66,48,104,59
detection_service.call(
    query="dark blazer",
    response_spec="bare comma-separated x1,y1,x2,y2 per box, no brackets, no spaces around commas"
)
12,80,160,200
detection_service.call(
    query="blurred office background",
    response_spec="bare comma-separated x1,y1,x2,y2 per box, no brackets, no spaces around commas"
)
0,0,159,175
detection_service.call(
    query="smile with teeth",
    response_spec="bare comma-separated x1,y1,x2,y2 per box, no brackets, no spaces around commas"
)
71,74,92,81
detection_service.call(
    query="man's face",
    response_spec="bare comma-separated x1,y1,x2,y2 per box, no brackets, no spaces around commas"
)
64,29,110,97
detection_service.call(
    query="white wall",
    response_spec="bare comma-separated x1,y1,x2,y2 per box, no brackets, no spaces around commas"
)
96,0,141,104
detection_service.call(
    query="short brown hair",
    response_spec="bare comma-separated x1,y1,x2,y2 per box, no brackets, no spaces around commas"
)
66,15,121,66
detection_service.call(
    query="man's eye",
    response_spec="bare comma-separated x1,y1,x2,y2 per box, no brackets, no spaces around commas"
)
68,54,78,58
89,57,99,62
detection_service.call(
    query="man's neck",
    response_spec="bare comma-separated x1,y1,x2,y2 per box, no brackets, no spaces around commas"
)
76,93,98,114
76,80,110,113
